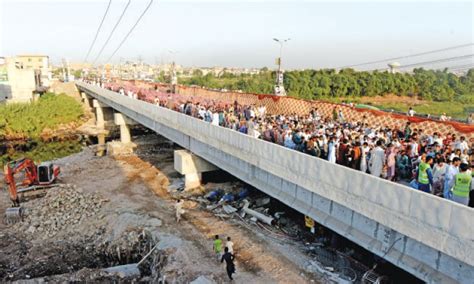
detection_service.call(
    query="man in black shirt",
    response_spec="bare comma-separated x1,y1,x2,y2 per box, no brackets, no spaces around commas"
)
220,247,235,280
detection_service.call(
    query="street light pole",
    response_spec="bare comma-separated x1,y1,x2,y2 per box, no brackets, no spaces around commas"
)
168,50,179,93
273,38,290,96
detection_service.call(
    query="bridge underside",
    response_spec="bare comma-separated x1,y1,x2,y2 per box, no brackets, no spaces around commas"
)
78,83,473,284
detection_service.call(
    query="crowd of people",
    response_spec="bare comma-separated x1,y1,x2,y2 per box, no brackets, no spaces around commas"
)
90,79,474,207
166,97,474,207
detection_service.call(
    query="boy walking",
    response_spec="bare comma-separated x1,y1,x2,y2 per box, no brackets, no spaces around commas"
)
225,236,234,254
213,235,222,261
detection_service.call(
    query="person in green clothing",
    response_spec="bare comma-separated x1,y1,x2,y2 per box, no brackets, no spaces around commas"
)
213,235,222,261
417,156,434,193
452,163,471,206
404,122,412,140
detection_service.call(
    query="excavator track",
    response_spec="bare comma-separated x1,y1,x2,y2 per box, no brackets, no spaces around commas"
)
17,184,58,201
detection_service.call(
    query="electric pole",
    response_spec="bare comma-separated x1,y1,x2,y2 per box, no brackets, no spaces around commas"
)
169,50,178,93
273,38,290,96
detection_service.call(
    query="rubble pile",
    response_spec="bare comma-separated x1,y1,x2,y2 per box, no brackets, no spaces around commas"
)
0,227,164,282
14,184,108,238
96,229,154,267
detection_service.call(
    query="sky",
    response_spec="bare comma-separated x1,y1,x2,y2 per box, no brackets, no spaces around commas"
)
0,0,473,69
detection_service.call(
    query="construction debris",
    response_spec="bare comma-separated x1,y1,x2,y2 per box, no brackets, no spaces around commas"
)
242,199,275,225
254,197,271,208
12,184,108,239
222,204,238,214
0,228,164,282
103,263,141,278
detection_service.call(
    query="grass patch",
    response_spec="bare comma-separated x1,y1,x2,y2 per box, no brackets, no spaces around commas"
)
370,101,469,120
317,96,471,120
0,93,84,138
0,93,85,166
0,140,83,166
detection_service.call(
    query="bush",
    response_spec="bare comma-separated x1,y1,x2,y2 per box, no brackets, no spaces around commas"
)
0,93,84,138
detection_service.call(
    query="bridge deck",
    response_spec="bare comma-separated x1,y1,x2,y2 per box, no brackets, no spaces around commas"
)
77,82,474,283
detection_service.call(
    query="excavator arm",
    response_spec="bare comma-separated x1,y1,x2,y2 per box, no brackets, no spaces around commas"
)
4,158,38,206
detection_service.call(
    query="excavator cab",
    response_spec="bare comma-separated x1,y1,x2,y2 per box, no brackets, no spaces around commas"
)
37,162,60,184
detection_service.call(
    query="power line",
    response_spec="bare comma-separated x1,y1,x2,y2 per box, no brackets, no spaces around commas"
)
104,0,154,63
448,63,474,71
83,0,112,62
340,43,474,69
92,0,132,65
398,54,474,69
374,54,474,71
446,63,474,69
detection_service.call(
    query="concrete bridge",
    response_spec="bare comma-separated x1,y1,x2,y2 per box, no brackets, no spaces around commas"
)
76,81,473,284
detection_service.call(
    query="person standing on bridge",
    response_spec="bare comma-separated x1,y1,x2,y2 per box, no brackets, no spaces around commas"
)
451,163,471,205
416,156,434,193
444,157,461,200
360,142,370,173
369,140,385,177
327,136,337,163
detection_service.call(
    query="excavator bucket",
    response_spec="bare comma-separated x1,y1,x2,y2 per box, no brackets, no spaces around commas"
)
5,207,23,224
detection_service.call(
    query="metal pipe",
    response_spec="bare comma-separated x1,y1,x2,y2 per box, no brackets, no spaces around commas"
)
242,200,275,225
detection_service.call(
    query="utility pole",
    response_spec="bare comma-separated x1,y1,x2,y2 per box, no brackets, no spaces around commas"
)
61,58,70,82
168,50,178,93
61,59,66,82
273,38,290,96
154,56,158,79
138,55,143,79
119,57,123,79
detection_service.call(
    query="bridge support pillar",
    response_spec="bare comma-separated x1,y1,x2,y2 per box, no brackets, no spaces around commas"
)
92,99,114,128
114,113,133,144
92,99,114,156
80,92,91,109
92,99,105,129
174,150,218,190
106,113,137,156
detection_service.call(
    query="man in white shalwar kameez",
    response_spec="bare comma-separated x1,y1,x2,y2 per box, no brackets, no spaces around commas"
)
327,137,337,163
369,140,385,177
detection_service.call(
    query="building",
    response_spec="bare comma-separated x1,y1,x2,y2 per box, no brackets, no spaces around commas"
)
15,55,52,87
0,57,40,103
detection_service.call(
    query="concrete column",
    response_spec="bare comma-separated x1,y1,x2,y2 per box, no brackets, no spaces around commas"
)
92,99,105,129
97,134,105,156
106,113,137,156
80,92,90,106
184,172,201,189
119,125,131,143
174,150,218,190
114,113,133,144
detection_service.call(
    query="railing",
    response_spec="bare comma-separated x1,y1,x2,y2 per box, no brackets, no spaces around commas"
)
77,81,474,267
